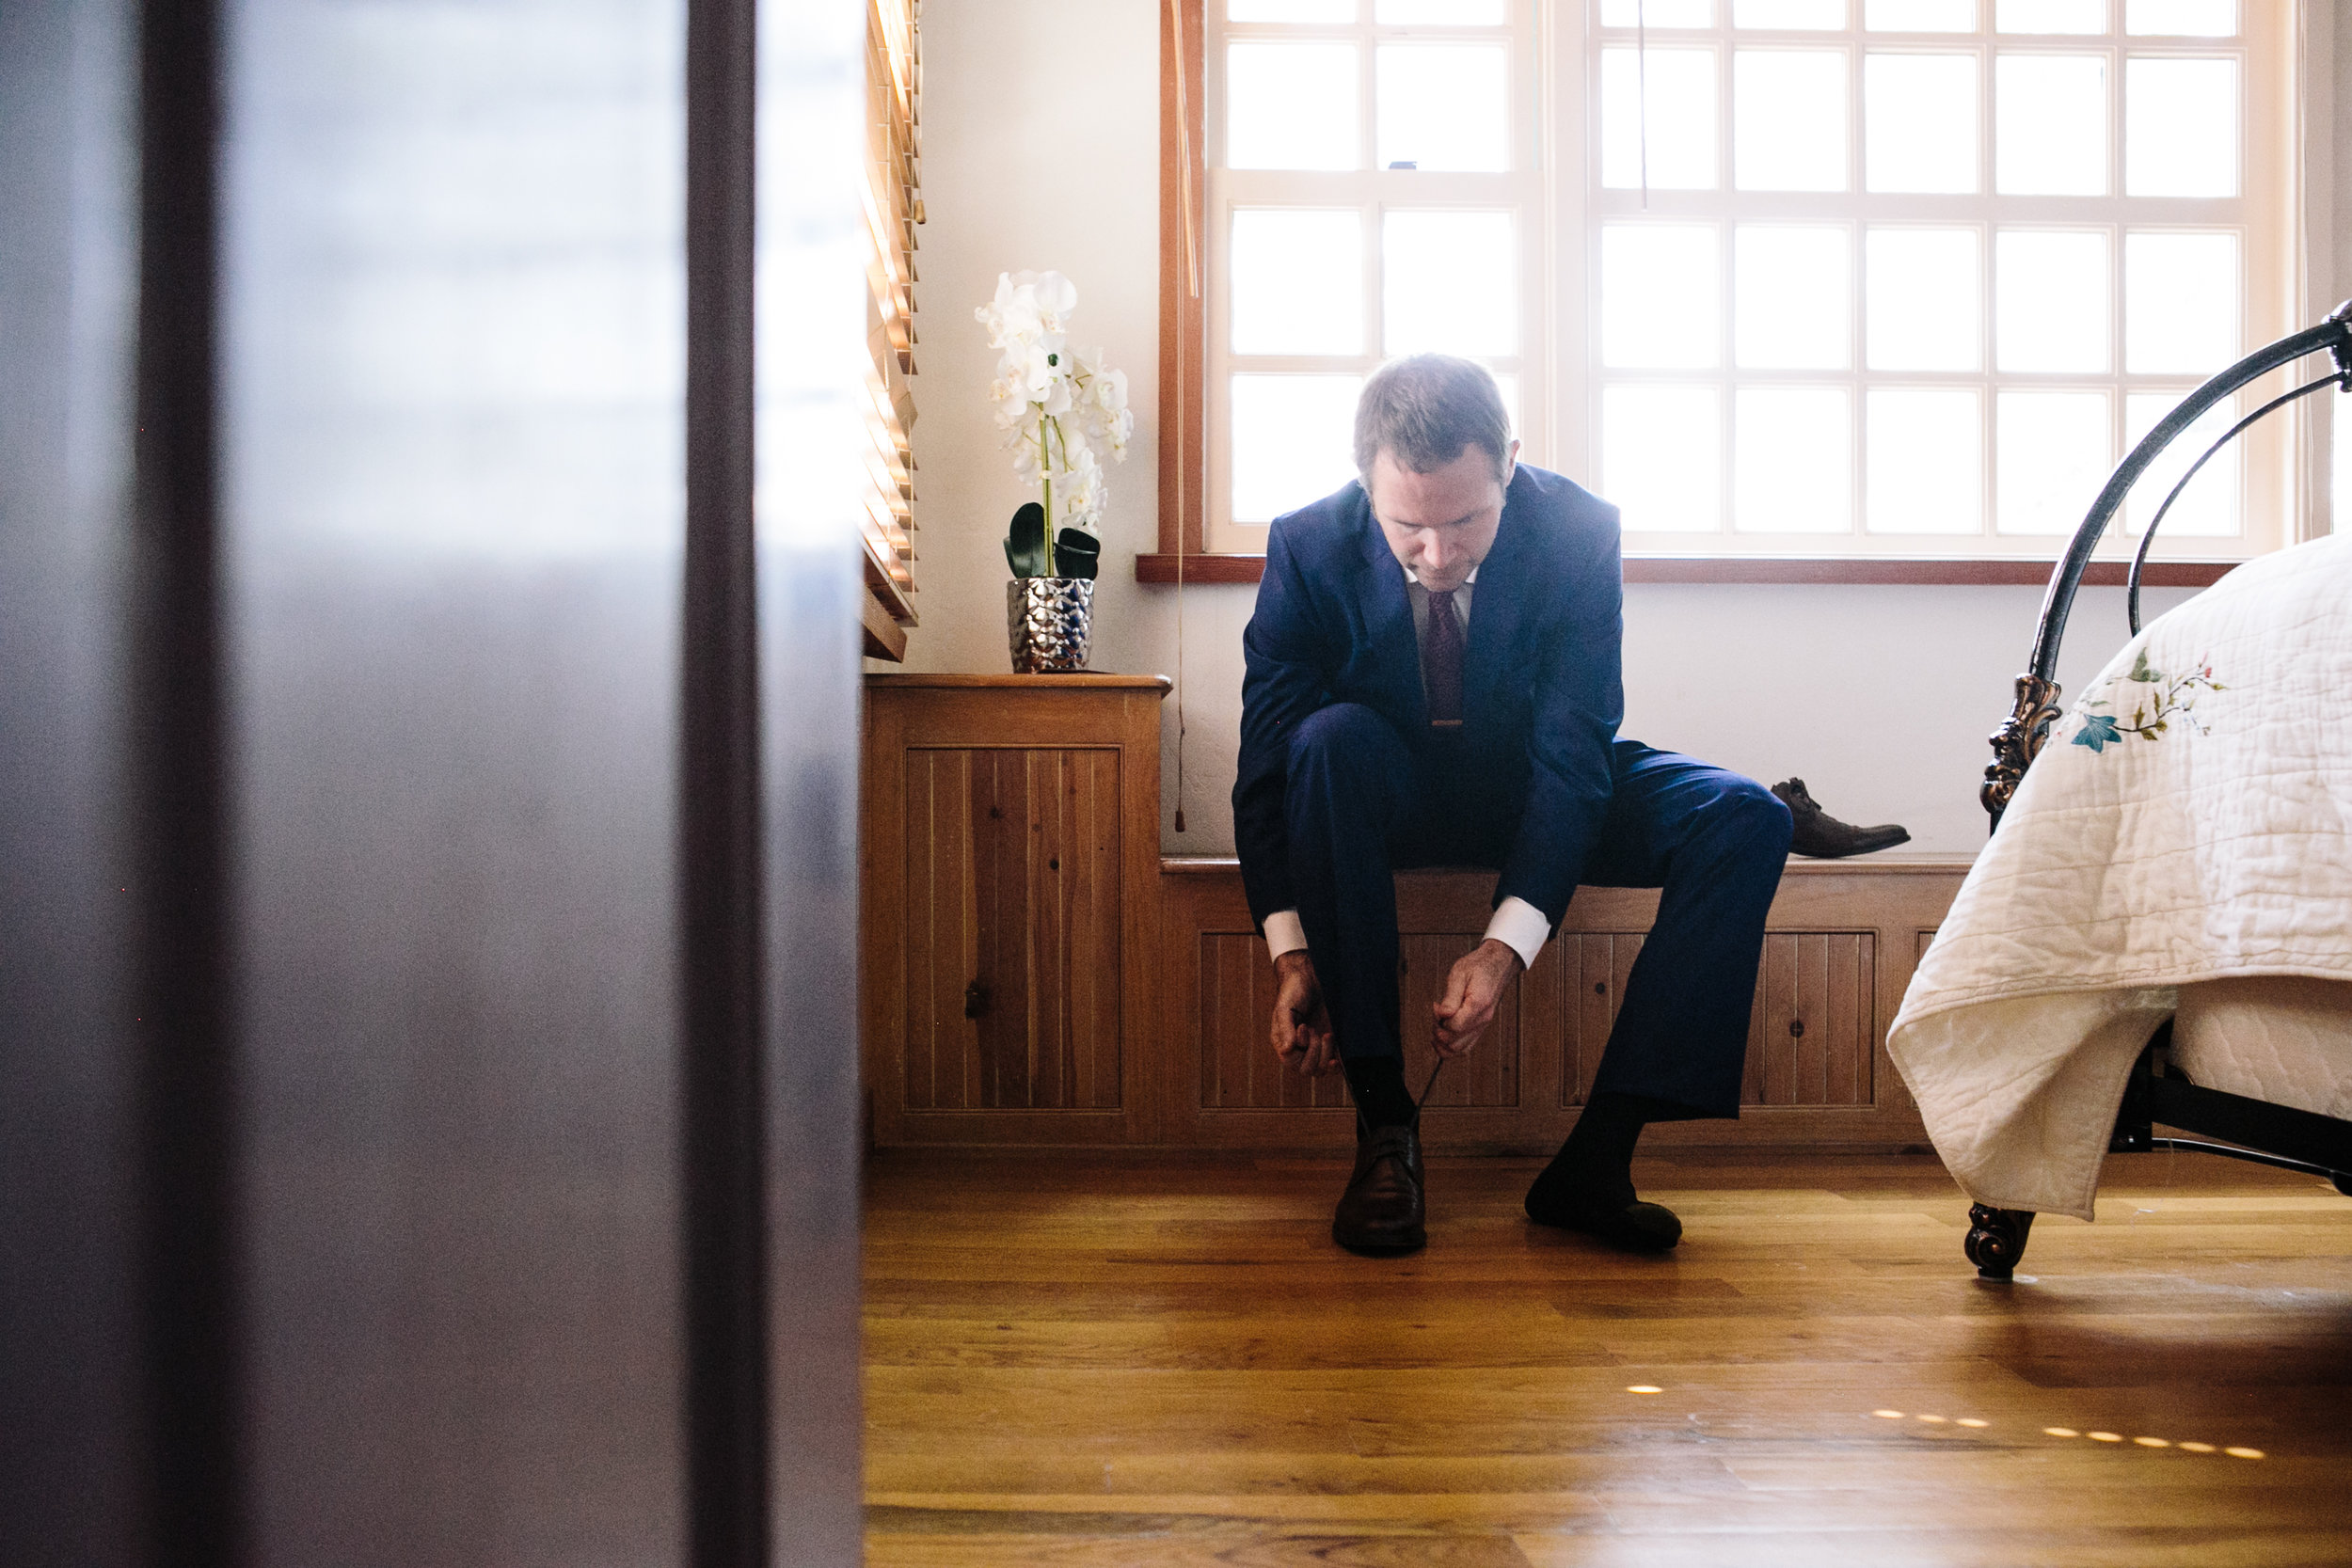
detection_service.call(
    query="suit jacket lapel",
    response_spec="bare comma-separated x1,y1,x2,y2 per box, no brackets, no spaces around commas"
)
1354,501,1426,730
1462,482,1528,728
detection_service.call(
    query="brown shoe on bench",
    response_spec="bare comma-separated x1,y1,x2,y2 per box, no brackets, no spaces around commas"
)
1772,778,1911,859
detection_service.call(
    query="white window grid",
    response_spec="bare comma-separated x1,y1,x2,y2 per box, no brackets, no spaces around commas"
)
1200,0,2295,560
1206,2,1549,553
1581,0,2291,558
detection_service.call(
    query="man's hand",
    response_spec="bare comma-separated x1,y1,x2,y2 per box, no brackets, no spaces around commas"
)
1433,938,1522,1059
1270,950,1339,1077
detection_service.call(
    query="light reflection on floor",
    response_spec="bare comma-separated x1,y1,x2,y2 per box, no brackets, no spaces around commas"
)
1855,1402,2264,1457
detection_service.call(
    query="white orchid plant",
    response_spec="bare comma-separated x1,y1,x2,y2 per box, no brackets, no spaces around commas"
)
977,270,1132,579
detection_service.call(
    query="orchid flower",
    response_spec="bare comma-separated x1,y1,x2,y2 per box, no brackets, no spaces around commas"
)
976,270,1131,575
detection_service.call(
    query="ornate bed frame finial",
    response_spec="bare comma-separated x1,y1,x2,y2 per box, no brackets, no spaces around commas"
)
1982,673,2062,828
1982,305,2352,837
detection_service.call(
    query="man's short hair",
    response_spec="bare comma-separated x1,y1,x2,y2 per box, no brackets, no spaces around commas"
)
1353,354,1513,483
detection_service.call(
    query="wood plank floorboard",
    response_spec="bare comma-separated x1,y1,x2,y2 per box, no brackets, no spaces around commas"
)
864,1149,2352,1566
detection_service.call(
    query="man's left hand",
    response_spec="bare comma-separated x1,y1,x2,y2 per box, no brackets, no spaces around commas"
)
1432,938,1523,1058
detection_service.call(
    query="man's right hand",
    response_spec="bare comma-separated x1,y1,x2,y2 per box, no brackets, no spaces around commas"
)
1270,950,1339,1077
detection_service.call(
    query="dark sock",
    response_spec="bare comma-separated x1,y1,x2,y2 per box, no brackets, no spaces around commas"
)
1343,1055,1418,1129
1525,1092,1687,1219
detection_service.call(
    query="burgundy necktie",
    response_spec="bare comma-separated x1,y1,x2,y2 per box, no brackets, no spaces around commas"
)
1423,587,1463,726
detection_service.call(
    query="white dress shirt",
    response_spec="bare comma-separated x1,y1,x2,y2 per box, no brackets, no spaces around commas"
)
1263,559,1552,972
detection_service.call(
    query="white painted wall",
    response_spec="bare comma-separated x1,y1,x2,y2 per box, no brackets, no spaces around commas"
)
896,0,2335,857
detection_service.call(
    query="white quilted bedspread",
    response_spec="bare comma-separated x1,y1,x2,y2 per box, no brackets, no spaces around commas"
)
1888,533,2352,1220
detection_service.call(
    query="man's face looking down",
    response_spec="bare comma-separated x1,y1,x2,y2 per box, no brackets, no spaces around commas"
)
1366,438,1519,596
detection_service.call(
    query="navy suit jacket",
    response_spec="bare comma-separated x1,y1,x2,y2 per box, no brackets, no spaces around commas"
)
1232,462,1625,933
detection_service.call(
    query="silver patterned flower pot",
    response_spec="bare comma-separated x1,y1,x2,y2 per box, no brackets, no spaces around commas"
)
1006,577,1095,673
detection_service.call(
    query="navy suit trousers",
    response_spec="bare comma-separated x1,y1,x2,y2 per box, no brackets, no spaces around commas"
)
1282,703,1793,1119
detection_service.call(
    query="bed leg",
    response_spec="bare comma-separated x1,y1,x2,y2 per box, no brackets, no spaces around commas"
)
1965,1205,2036,1279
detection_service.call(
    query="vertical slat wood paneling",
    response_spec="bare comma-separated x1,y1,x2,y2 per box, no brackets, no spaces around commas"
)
898,747,1120,1114
1740,932,1876,1108
1076,749,1121,1109
975,751,1029,1106
1398,935,1519,1108
1601,935,1643,1102
1825,932,1863,1105
1518,937,1565,1110
1551,933,1645,1108
1060,751,1093,1109
961,750,1000,1108
1196,933,1349,1111
1607,936,1642,1066
1545,931,1877,1111
1166,862,1956,1148
1741,954,1769,1106
1197,931,1231,1108
1059,752,1088,1109
1843,934,1877,1104
1566,936,1614,1106
952,760,982,1110
908,747,978,1112
942,752,978,1110
1025,752,1059,1108
1758,936,1796,1105
899,752,934,1109
1793,932,1829,1104
1200,935,1248,1109
1197,919,1886,1117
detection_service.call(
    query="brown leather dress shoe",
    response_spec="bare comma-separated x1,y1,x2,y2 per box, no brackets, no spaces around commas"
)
1772,778,1912,859
1332,1118,1427,1256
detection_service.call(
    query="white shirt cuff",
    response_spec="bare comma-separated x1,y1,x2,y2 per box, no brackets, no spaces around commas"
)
1263,909,1308,962
1484,895,1550,970
1265,901,1546,968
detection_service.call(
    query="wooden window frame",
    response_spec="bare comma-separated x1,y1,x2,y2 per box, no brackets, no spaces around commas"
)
1158,0,1213,573
1144,0,2296,589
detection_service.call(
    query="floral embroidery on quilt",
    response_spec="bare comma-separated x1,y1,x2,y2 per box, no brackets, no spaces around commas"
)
2070,648,2225,753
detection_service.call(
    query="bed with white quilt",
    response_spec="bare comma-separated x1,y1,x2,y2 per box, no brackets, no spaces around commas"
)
1886,306,2352,1275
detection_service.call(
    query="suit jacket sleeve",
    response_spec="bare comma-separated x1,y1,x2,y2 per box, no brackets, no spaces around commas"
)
1493,504,1625,927
1232,518,1333,930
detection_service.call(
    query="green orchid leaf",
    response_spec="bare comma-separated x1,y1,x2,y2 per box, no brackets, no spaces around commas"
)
1006,501,1048,578
1053,527,1101,580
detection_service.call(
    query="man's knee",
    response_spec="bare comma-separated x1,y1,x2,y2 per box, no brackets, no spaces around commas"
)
1722,770,1788,860
1286,703,1405,776
1704,774,1793,862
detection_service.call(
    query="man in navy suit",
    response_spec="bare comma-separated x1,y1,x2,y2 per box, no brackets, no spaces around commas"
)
1234,355,1791,1257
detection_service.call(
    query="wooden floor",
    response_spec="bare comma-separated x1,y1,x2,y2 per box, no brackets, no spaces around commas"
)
864,1148,2352,1567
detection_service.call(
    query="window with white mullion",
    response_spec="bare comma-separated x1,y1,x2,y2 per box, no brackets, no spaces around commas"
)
1195,0,2287,562
1207,0,1543,547
1586,0,2281,557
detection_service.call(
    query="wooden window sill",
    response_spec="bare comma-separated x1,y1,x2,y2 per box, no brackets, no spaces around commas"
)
1133,554,2243,588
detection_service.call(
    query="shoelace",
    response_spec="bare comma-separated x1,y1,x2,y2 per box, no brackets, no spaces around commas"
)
1360,1059,1448,1146
1414,1058,1444,1123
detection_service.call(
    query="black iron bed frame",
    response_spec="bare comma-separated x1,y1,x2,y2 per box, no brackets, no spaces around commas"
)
1961,300,2352,1280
